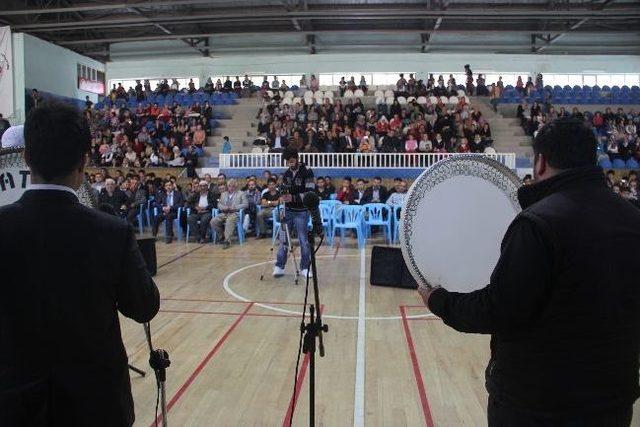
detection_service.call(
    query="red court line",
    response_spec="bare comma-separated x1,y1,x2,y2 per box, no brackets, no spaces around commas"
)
157,244,206,270
282,352,310,427
159,308,298,319
407,317,442,322
151,302,254,427
162,297,307,306
403,304,431,309
400,306,435,427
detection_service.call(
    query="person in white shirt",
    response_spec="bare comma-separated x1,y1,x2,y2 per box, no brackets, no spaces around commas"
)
187,181,215,243
386,180,407,207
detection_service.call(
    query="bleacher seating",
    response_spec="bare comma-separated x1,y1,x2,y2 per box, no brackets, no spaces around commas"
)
500,85,640,105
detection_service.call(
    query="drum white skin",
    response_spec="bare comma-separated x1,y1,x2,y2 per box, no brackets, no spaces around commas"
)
0,146,96,208
400,155,522,293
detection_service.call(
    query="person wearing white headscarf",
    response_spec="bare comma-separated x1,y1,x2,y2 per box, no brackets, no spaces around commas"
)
1,125,24,148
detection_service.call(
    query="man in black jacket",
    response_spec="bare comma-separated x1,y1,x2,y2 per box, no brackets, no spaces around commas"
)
0,102,160,427
187,180,216,243
421,118,640,426
153,180,185,243
273,148,315,278
361,176,389,204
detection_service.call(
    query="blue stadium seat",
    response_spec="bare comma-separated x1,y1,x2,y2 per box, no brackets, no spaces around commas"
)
626,158,639,169
598,158,613,169
613,158,626,169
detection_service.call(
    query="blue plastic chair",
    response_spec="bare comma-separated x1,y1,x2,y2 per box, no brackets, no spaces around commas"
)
153,206,183,240
211,208,245,244
332,205,365,248
363,203,392,244
319,203,335,245
185,207,215,242
392,205,403,244
626,158,639,169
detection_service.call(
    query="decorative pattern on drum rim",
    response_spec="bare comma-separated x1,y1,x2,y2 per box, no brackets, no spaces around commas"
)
400,154,521,288
0,146,97,208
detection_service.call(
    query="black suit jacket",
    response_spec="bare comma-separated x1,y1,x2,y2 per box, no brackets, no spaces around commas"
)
155,190,185,213
0,190,160,427
187,191,217,211
338,135,357,152
362,186,389,204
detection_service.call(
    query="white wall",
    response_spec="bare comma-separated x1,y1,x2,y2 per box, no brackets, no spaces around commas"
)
106,52,640,84
22,33,105,102
10,33,25,124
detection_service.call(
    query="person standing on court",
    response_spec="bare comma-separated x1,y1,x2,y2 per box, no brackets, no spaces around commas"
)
0,102,160,427
273,148,315,279
420,118,640,426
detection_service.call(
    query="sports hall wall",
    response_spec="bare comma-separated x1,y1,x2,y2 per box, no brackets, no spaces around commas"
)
9,32,104,123
105,50,640,83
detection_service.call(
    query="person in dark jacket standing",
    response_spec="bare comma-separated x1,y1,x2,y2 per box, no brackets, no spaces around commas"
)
273,148,315,278
420,117,640,426
0,102,160,427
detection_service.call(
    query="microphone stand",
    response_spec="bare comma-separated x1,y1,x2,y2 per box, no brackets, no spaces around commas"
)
144,322,171,427
289,229,328,427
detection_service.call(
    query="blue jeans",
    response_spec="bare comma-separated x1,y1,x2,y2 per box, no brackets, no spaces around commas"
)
276,209,310,271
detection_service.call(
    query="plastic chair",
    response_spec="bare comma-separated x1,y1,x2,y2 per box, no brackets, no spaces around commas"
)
210,208,245,244
319,203,334,245
332,205,365,248
152,206,183,240
363,203,392,244
626,158,639,169
136,204,148,234
392,205,402,244
185,207,215,242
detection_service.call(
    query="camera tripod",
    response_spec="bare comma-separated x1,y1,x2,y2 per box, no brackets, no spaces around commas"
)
259,203,301,285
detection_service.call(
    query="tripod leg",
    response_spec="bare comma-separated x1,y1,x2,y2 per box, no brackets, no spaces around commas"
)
284,223,300,284
128,364,146,377
259,231,279,280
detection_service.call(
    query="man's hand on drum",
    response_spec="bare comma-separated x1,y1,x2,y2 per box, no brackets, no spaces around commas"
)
418,286,437,309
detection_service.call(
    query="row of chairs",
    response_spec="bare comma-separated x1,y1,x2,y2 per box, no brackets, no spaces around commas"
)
136,200,406,248
598,157,640,170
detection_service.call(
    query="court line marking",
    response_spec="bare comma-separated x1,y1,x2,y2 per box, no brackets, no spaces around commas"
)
353,247,366,427
151,302,254,427
159,308,298,318
222,255,437,321
400,305,435,427
157,244,206,270
282,353,310,427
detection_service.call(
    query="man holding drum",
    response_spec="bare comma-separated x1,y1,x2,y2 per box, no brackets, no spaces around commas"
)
421,118,640,426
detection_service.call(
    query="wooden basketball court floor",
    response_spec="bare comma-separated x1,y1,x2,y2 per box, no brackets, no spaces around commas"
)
121,237,640,427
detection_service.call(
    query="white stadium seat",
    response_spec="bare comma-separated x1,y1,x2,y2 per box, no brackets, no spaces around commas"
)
449,96,458,104
397,96,407,105
285,91,294,98
324,90,334,98
440,96,449,104
384,89,394,98
267,90,273,97
407,96,416,103
374,90,384,98
314,91,324,100
343,90,354,98
429,96,438,104
484,146,497,154
385,96,395,105
292,97,301,105
417,96,427,105
354,89,365,98
304,90,314,98
464,96,470,103
375,97,385,105
457,89,466,97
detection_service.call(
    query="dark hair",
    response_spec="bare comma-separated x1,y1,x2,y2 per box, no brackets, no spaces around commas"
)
532,118,597,169
24,102,90,182
282,148,299,161
373,176,382,181
267,177,277,184
343,176,352,182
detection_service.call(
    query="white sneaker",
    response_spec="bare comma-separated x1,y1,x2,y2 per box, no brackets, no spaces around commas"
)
300,269,313,279
272,266,285,278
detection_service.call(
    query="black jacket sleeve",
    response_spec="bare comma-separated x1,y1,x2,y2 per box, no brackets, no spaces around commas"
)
116,225,160,323
428,215,555,334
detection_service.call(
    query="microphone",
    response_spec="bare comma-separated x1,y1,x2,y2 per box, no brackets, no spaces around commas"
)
303,192,324,238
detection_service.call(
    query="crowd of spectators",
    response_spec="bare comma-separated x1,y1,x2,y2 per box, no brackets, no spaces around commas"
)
87,168,412,244
517,103,640,163
606,170,639,207
85,98,227,175
255,82,494,155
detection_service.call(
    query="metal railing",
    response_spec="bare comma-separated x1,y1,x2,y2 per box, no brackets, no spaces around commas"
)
219,152,517,170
